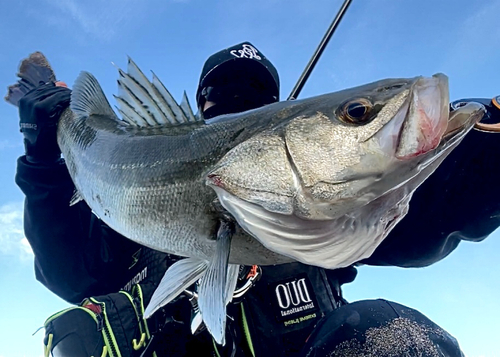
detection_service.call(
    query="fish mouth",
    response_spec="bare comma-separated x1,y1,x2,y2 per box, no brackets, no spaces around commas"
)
383,74,485,159
392,73,450,159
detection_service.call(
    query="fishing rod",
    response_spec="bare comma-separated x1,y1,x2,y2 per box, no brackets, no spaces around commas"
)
288,0,500,132
287,0,353,100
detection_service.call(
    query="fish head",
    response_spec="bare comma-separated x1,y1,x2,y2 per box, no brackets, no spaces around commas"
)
208,74,485,268
277,73,454,219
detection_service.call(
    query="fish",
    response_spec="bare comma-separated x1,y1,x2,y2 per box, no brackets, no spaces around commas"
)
6,52,485,344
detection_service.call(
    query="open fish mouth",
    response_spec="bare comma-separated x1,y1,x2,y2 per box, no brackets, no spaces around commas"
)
399,74,449,157
373,74,484,160
372,74,449,160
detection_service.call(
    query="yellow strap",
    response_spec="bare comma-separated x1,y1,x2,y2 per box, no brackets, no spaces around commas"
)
44,333,53,357
241,303,255,357
212,339,222,357
92,346,108,357
133,333,147,350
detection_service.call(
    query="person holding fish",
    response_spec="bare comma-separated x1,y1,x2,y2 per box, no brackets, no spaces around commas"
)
9,41,500,357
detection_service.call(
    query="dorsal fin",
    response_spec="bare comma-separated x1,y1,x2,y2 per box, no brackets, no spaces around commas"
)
180,91,197,123
151,71,188,125
113,96,149,126
71,71,118,120
114,58,202,127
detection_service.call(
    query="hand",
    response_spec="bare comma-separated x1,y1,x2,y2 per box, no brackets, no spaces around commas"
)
18,82,71,164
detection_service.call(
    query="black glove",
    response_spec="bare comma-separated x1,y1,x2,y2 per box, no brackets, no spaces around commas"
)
18,82,71,164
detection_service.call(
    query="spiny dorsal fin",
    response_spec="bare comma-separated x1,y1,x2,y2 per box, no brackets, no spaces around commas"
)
151,71,188,125
113,92,150,126
114,58,201,127
71,71,118,120
117,66,165,126
180,91,197,123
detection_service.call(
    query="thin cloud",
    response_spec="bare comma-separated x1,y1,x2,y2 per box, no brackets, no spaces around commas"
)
38,0,149,41
0,140,22,150
442,0,500,72
43,0,117,40
35,0,190,42
0,202,33,261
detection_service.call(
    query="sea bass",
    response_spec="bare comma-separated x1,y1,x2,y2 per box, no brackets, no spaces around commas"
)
6,52,484,344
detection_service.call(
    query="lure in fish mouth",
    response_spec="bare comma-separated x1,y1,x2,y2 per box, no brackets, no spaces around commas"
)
6,53,485,345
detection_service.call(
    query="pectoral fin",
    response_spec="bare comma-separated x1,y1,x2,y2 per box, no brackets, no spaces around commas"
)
198,220,235,346
144,258,208,319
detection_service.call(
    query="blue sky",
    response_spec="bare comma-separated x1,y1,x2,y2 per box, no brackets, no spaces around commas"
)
0,0,499,356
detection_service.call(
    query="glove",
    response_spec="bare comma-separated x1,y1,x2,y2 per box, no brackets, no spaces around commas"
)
18,82,71,164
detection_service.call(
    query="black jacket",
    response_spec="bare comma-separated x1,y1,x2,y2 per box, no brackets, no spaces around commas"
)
361,128,500,267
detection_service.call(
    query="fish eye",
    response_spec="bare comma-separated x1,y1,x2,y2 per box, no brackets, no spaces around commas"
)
339,98,373,124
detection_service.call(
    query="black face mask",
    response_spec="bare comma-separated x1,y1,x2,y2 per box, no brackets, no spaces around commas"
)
201,84,278,119
203,99,261,119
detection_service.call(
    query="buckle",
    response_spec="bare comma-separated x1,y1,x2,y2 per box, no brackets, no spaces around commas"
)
182,265,262,335
184,289,206,335
233,265,261,300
